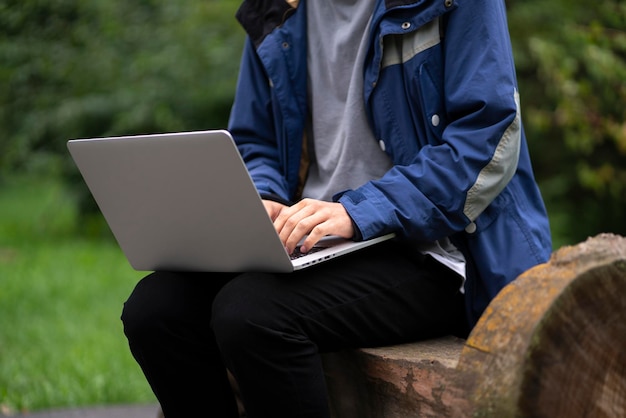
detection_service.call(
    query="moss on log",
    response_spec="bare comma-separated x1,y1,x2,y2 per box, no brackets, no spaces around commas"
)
459,233,626,417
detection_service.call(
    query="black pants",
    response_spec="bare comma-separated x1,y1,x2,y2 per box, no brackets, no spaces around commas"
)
121,241,467,418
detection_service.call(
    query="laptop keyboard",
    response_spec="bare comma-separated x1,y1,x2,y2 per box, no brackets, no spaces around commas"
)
289,245,329,260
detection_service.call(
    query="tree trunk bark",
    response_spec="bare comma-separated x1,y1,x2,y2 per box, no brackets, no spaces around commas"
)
459,233,626,418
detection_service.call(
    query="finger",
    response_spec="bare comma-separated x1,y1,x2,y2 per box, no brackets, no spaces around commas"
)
274,199,317,240
282,211,328,253
281,200,339,253
263,200,286,221
298,221,332,253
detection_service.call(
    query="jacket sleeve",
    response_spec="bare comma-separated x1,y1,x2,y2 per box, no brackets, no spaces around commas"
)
338,0,523,242
228,37,292,202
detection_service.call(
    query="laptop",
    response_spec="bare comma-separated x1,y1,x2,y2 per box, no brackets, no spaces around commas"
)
67,130,395,272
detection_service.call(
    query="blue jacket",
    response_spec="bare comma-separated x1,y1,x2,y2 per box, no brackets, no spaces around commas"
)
229,0,552,327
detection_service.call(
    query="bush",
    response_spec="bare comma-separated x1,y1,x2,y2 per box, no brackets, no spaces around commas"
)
508,0,626,245
0,0,243,175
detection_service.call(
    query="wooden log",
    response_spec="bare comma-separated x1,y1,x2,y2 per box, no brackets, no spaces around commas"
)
322,336,469,418
459,233,626,417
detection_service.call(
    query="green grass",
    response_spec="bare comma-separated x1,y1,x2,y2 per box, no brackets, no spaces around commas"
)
0,173,156,414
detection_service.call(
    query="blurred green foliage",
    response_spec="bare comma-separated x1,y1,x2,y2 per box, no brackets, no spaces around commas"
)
507,0,626,245
0,0,243,172
1,0,625,246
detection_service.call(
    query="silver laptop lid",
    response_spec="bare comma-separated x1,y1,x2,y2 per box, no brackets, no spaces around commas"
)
67,130,295,272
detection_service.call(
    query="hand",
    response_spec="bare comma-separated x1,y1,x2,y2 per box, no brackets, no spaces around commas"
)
271,198,355,254
263,199,287,222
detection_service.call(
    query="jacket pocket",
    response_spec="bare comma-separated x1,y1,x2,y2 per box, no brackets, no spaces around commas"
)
417,59,446,142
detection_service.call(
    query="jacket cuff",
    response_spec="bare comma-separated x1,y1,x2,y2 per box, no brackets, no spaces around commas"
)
333,190,364,241
350,218,364,241
260,193,293,207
